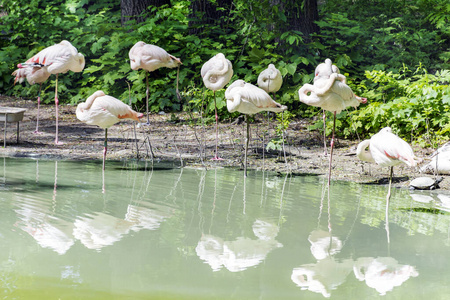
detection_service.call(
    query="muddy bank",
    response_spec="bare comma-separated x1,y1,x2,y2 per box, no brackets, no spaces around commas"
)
1,95,448,191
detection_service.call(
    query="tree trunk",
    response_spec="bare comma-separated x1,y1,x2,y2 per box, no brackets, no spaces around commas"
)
188,0,233,35
283,0,319,36
121,0,171,26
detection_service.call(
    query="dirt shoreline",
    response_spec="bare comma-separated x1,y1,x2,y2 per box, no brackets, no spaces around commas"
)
1,95,449,191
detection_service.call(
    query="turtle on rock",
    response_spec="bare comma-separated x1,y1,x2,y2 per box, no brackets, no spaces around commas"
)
409,177,444,190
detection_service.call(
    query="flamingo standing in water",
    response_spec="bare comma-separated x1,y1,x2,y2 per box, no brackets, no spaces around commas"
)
17,40,85,144
201,53,233,160
226,80,287,176
129,41,182,125
12,66,51,133
76,91,144,170
357,126,421,234
299,58,367,181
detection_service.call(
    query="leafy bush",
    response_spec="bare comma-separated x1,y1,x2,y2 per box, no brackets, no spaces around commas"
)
337,66,450,146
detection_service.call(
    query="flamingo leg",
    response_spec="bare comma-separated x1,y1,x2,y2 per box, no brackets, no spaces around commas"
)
327,111,336,186
212,91,222,160
103,128,108,171
244,115,250,177
54,74,61,144
144,71,150,125
34,83,42,134
323,109,328,156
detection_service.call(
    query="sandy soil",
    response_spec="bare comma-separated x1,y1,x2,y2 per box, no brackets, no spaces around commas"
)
1,95,448,190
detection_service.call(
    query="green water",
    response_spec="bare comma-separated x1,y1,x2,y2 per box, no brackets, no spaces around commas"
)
1,157,450,299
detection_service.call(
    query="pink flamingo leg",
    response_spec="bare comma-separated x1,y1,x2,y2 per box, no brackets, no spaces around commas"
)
54,74,63,145
34,83,42,134
327,112,336,187
103,128,108,170
323,109,328,156
142,71,151,126
211,91,223,161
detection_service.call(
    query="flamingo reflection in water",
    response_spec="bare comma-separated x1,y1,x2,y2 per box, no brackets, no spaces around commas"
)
291,230,353,298
14,162,74,255
196,219,282,272
354,257,418,296
125,204,173,232
73,212,133,251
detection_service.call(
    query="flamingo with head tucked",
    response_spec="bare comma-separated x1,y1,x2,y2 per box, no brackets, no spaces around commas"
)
257,64,283,98
357,127,421,242
226,79,287,176
201,53,234,160
299,58,367,181
76,91,144,170
357,127,421,212
129,41,182,125
17,40,85,144
12,66,51,133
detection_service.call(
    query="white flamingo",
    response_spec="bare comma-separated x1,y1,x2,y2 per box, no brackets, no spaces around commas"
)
257,64,282,96
129,41,182,125
226,79,287,176
76,91,143,170
357,127,421,235
299,58,367,181
201,53,234,160
17,40,85,144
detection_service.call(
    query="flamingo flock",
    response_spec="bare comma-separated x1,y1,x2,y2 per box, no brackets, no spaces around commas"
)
11,39,430,186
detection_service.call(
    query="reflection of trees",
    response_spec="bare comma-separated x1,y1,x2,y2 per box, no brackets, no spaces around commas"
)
196,220,282,272
354,257,418,295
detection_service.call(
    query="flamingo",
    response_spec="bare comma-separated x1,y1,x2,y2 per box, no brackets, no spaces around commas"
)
226,80,287,176
257,64,282,97
420,142,450,174
76,90,144,170
17,40,85,144
129,41,182,125
12,66,51,133
299,58,367,182
201,53,233,160
357,127,421,232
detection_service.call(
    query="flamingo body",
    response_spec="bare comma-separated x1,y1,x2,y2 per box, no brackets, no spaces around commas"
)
226,80,287,115
19,40,85,74
76,91,143,170
129,41,181,125
257,64,282,94
76,91,143,128
17,40,85,144
226,79,287,176
129,41,181,72
420,142,450,174
12,66,50,85
298,59,366,113
201,53,233,91
201,53,233,160
356,127,419,168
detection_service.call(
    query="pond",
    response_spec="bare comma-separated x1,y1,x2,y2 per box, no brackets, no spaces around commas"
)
1,157,450,299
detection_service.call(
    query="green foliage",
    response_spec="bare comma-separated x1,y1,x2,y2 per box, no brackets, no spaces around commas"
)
338,66,450,146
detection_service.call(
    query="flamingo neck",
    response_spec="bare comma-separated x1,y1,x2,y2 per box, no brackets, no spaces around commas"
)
356,139,375,163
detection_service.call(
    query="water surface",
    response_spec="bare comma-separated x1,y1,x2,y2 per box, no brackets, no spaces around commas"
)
1,157,449,299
